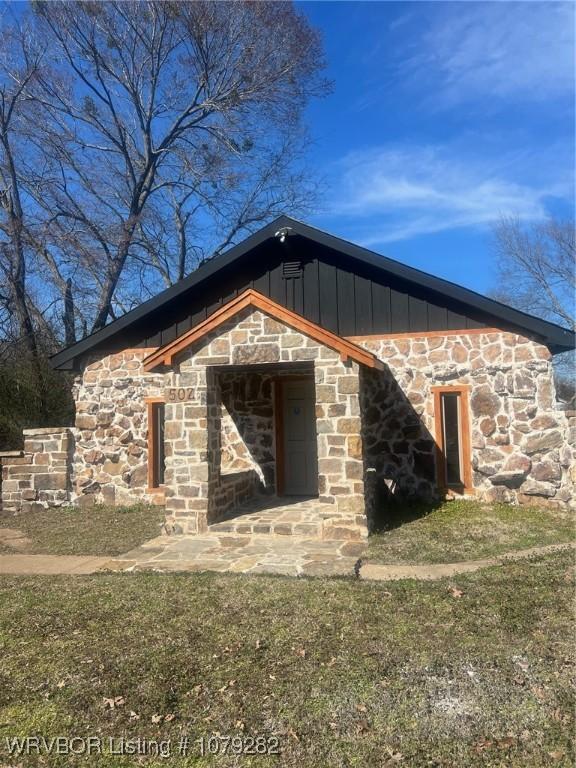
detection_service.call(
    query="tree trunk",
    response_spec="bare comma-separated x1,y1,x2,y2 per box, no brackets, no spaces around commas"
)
91,214,139,332
63,277,76,346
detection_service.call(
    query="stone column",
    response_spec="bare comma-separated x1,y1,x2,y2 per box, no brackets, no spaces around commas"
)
315,357,368,540
164,367,210,534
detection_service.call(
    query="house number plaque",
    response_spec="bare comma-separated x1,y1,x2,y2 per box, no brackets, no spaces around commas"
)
166,387,194,402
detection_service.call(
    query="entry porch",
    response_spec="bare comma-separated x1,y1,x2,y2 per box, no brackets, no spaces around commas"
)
142,290,384,540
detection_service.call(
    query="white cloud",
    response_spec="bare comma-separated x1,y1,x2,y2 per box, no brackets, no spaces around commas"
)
401,2,575,105
330,144,569,243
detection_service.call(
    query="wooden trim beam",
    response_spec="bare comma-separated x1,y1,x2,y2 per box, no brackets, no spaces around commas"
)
143,289,384,372
346,328,501,343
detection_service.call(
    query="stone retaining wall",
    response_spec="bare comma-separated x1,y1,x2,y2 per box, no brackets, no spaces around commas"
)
0,428,72,513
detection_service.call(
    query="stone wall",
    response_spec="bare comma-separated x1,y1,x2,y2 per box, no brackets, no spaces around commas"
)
71,349,165,507
356,330,575,509
219,368,314,490
0,428,72,513
3,321,573,525
219,370,276,487
162,307,367,537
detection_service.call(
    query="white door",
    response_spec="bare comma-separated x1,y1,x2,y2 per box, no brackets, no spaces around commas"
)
282,379,318,496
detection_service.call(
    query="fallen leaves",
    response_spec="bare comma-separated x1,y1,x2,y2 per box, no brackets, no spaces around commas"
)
150,713,176,725
531,685,547,702
473,738,493,753
474,735,518,753
103,696,125,709
447,586,464,598
355,719,370,735
496,736,517,750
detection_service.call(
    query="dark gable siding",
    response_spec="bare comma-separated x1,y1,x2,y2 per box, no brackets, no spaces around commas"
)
118,235,488,350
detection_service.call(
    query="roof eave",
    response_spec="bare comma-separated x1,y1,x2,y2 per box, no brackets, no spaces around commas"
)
49,214,576,369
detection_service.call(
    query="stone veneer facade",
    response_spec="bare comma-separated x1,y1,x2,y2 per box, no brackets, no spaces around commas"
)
161,307,366,536
357,330,575,508
71,349,166,507
1,316,574,534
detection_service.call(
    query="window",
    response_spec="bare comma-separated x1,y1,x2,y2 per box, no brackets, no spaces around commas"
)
146,399,165,489
433,386,472,492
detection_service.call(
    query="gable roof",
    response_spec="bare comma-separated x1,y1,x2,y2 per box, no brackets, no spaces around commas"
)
50,215,575,369
143,288,384,371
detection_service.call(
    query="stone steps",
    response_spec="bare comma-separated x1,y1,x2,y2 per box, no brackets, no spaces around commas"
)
206,497,366,541
208,518,324,538
207,496,335,539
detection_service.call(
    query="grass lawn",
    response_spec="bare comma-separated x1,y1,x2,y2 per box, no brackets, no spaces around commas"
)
367,500,575,565
0,504,165,556
0,551,574,767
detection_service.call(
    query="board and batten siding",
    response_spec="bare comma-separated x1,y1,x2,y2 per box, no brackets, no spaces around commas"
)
114,238,486,351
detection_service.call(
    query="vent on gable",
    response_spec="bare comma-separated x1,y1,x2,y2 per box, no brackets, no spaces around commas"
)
282,261,303,279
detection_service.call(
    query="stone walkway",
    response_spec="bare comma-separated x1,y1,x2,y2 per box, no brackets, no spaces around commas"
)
0,528,572,578
112,531,365,577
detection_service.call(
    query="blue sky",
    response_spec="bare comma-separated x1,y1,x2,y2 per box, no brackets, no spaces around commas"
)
299,1,575,294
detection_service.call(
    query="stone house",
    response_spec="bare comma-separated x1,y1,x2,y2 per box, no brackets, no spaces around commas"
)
2,217,574,539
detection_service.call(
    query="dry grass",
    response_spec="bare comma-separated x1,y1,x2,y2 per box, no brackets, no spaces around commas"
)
367,500,575,565
0,550,574,767
0,504,165,556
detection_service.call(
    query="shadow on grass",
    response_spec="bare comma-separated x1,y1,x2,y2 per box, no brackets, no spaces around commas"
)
370,492,444,534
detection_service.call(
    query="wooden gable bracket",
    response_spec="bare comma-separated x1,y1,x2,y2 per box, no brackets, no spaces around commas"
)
143,288,384,372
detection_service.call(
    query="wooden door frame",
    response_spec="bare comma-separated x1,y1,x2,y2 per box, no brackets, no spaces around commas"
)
273,374,315,497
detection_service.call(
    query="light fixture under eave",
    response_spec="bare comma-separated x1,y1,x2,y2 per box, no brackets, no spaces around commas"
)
274,226,294,243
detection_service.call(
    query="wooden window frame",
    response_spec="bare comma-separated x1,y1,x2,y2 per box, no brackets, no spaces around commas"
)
432,385,473,494
146,397,166,492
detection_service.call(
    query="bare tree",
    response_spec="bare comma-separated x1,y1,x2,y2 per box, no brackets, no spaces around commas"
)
0,18,43,359
0,1,327,436
492,215,575,391
27,0,328,333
